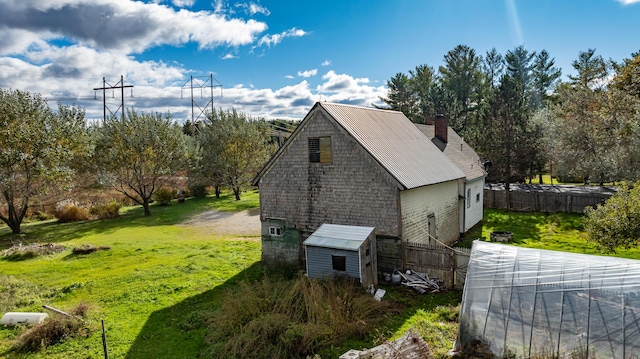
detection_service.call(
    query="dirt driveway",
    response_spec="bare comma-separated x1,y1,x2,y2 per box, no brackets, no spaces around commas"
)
179,207,261,237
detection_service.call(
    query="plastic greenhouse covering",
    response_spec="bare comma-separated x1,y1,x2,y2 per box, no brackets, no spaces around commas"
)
455,241,640,358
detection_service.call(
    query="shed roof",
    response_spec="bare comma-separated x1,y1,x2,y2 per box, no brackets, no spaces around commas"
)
303,223,375,251
415,124,485,182
319,103,465,189
253,102,465,190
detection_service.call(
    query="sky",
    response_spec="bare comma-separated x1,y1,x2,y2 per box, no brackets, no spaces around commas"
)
1,0,639,122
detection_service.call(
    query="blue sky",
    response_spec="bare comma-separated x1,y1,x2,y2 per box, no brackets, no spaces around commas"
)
0,0,639,121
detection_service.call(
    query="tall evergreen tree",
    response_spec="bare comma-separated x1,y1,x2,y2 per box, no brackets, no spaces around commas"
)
532,50,562,108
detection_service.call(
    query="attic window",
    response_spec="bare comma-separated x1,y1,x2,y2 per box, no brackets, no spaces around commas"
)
309,137,332,163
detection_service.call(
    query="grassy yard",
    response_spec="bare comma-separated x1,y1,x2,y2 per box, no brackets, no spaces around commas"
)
0,192,264,358
461,208,640,260
3,194,637,358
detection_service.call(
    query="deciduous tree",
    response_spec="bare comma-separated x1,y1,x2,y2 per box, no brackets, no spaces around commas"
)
94,111,195,216
0,89,88,233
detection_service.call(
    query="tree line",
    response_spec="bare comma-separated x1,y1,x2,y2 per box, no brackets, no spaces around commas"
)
378,45,640,193
0,89,276,234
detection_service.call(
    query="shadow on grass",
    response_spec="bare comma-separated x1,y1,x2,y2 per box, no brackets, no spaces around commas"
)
124,262,265,359
0,192,260,248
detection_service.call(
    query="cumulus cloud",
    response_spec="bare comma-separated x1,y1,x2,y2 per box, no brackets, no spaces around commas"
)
616,0,640,4
257,28,307,47
222,53,238,60
297,69,317,78
0,0,268,55
321,60,331,66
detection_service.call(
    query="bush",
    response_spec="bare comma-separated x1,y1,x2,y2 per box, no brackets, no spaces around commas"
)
54,203,89,223
15,303,92,352
154,188,176,206
89,200,121,219
188,183,208,198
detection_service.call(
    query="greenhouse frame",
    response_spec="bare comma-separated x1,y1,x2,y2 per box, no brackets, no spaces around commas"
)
455,241,640,358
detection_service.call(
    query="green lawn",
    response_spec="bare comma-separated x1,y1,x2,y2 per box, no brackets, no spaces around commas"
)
3,195,637,358
461,208,640,260
0,192,263,358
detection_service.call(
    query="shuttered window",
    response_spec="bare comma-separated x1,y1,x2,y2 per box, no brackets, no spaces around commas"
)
309,137,332,163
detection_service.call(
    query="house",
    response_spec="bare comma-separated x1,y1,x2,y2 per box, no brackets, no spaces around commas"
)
415,116,486,233
252,102,466,273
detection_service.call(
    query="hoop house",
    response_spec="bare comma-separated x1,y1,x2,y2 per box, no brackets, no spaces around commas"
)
456,241,640,358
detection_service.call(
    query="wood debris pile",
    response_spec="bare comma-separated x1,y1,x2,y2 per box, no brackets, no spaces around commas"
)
396,269,442,294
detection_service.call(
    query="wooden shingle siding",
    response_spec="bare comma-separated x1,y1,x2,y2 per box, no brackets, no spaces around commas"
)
306,246,360,281
400,181,459,245
259,110,401,235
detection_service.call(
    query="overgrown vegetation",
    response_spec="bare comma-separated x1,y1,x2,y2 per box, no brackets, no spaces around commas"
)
14,303,93,352
204,274,392,358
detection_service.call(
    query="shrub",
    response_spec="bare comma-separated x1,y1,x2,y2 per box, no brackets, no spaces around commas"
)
15,303,93,352
188,183,208,198
54,203,89,223
154,188,176,206
89,200,121,219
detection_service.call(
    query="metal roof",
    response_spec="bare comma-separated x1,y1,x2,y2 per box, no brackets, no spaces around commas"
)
303,223,375,251
415,124,486,182
319,103,465,189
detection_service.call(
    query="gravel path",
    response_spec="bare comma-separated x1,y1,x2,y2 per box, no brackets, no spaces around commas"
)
178,207,261,237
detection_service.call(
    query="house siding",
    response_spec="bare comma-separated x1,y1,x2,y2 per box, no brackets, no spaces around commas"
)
259,110,401,263
464,177,485,232
306,246,361,281
400,181,459,245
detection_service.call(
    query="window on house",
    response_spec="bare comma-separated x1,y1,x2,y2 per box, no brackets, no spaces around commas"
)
467,189,472,208
269,226,282,236
309,137,332,163
476,193,481,203
332,255,346,271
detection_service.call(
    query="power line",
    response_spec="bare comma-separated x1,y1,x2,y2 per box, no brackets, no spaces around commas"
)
93,75,134,122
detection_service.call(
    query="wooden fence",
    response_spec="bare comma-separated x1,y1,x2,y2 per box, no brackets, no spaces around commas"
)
403,242,471,290
484,186,615,213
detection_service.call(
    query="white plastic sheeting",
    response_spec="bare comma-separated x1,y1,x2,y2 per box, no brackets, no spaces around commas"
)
456,241,640,358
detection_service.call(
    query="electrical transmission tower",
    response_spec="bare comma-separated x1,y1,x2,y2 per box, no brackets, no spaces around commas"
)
93,75,134,122
181,74,222,124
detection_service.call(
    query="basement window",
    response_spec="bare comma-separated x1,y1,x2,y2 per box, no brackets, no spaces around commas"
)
332,255,346,272
269,226,282,236
309,137,332,163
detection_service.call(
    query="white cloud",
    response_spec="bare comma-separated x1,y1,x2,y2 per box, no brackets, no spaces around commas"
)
297,69,317,78
285,75,295,79
222,53,237,60
0,0,268,55
616,0,640,4
321,60,331,66
235,2,270,15
172,0,195,7
257,28,307,47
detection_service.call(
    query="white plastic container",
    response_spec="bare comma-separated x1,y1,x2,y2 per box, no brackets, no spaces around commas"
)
1,312,48,326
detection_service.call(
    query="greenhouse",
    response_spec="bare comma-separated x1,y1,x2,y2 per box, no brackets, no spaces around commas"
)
455,241,640,358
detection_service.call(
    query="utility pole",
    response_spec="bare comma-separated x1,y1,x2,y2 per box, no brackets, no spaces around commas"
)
181,74,222,124
93,75,134,122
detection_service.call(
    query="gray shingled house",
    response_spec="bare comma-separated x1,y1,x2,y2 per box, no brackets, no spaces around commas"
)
416,116,486,233
252,102,465,272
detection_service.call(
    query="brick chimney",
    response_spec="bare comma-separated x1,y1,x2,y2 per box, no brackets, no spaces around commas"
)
435,114,448,143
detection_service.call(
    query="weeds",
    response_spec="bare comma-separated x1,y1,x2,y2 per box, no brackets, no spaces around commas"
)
71,244,111,255
14,303,93,352
89,200,122,219
204,274,392,359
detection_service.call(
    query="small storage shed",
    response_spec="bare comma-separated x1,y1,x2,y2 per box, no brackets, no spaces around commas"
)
304,224,377,287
